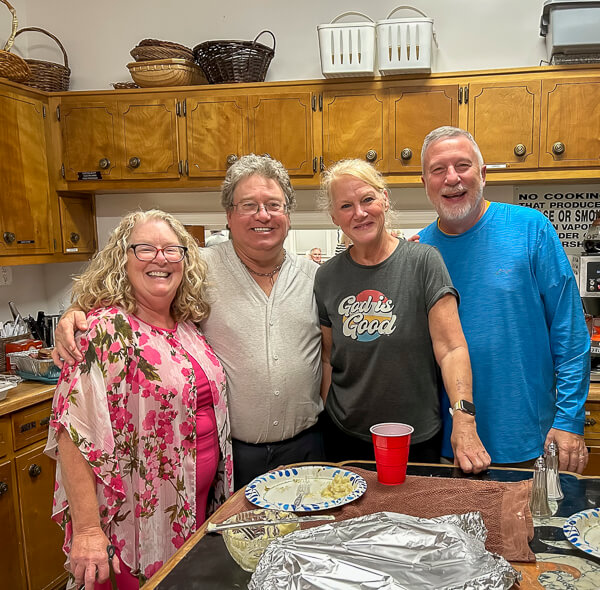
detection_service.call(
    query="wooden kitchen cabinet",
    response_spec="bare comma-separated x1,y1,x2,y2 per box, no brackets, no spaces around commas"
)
387,83,459,172
0,391,67,590
465,79,541,169
0,89,53,256
583,392,600,476
540,76,600,168
60,95,181,181
58,194,97,255
186,90,315,177
322,87,387,170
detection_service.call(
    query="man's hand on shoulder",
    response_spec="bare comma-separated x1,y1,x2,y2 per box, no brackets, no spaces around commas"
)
51,308,88,368
545,428,588,474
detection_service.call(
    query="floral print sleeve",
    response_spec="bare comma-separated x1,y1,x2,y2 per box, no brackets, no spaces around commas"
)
45,306,231,585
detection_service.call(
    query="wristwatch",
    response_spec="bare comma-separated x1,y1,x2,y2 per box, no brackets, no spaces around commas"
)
449,400,476,417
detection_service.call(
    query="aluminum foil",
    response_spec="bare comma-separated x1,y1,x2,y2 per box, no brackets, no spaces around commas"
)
249,511,520,590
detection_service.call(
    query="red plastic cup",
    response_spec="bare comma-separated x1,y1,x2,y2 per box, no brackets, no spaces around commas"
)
370,423,414,485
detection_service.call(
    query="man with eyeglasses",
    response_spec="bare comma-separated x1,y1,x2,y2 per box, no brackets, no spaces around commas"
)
53,155,324,490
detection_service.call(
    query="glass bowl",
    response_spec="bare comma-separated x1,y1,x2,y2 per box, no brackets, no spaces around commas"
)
221,509,299,572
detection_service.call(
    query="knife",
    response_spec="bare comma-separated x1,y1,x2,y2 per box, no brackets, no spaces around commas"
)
207,514,335,533
8,301,20,320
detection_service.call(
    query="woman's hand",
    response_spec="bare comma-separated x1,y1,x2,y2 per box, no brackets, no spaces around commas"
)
71,527,121,589
51,308,88,368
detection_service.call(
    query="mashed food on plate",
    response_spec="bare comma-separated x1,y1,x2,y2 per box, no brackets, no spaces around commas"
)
320,474,353,499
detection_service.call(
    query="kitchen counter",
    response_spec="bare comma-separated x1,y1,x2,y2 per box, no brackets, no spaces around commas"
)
0,379,55,416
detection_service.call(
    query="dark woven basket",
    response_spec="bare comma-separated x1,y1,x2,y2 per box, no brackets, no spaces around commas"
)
193,30,275,84
14,26,70,91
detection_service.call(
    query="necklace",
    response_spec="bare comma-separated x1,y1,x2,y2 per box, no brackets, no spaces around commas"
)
241,250,287,283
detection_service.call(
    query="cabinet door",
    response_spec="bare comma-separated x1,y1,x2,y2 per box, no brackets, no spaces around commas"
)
249,92,314,176
59,194,97,254
16,443,66,590
0,460,26,590
60,98,120,181
0,91,53,255
388,84,458,172
467,80,540,169
322,89,387,170
120,97,180,179
186,95,248,178
541,77,600,168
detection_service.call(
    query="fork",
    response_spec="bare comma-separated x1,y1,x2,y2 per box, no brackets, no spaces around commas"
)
292,480,310,506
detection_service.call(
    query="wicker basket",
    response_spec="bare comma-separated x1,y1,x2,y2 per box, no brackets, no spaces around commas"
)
13,26,70,91
193,30,275,84
127,58,206,87
0,0,30,82
131,39,194,62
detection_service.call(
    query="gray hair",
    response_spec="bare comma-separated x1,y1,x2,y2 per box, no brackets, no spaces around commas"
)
220,154,296,211
421,126,484,171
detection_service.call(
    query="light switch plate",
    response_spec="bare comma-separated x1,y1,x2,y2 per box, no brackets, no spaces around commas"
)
0,266,13,286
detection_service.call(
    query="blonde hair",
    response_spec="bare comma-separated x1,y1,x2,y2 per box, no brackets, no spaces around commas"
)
71,209,210,324
319,159,387,212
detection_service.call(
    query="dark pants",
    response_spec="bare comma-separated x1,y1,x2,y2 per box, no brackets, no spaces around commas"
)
320,410,442,464
232,422,325,490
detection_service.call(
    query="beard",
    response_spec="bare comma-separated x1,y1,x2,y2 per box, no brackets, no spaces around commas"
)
431,181,484,224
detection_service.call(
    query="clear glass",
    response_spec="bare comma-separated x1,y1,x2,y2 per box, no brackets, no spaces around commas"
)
233,201,288,216
129,244,187,262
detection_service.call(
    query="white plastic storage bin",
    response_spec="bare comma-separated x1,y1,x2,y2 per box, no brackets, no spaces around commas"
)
376,6,437,74
317,12,376,78
540,0,600,57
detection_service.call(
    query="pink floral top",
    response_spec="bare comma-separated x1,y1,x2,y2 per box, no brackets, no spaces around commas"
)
45,307,233,584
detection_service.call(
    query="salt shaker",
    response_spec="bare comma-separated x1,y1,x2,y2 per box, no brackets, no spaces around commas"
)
530,456,552,517
545,441,564,501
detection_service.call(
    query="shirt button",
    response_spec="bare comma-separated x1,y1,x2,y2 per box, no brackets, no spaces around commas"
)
273,420,279,426
269,320,274,326
274,390,280,396
273,354,279,360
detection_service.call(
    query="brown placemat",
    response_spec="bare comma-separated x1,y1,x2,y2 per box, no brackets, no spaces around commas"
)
211,467,535,562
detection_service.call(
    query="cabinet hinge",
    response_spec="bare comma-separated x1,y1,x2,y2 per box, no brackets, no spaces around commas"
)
183,99,187,117
176,101,181,116
319,156,325,171
312,95,316,111
464,86,469,104
42,105,46,118
178,160,183,175
319,93,323,111
60,163,65,178
54,238,57,250
458,87,463,105
185,160,189,175
56,105,61,121
313,157,318,173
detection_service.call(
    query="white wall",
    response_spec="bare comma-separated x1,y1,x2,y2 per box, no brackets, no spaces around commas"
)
0,0,563,324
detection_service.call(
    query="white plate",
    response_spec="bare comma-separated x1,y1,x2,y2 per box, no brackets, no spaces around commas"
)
563,508,600,558
245,465,367,512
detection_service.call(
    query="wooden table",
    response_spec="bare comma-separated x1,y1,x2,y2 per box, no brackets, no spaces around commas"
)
145,462,600,590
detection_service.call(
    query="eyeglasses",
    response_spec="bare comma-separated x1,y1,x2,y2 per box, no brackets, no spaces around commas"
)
232,201,289,216
128,243,188,262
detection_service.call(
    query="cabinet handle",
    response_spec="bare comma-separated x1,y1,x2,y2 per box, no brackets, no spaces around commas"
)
552,141,565,156
70,232,80,244
400,148,412,161
365,150,377,162
128,156,141,169
514,144,526,157
226,154,238,166
3,232,15,244
98,158,111,170
585,417,597,427
0,482,8,496
28,464,42,478
40,415,51,427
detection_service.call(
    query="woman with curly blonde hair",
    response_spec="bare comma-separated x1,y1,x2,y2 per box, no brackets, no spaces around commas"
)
45,209,232,590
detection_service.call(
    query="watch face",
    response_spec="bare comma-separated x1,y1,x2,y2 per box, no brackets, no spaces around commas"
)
461,400,476,415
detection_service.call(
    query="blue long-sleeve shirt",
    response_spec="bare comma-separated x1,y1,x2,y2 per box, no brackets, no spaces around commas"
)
419,202,590,463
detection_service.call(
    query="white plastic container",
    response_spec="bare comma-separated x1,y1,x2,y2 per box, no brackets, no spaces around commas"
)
540,0,600,57
317,12,376,78
376,6,437,74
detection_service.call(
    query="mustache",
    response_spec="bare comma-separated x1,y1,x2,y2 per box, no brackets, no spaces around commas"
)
440,185,466,196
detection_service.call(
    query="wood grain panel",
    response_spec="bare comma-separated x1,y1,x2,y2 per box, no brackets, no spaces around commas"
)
468,80,540,168
59,194,97,254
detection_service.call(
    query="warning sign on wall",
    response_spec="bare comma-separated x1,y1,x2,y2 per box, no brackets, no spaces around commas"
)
514,185,600,255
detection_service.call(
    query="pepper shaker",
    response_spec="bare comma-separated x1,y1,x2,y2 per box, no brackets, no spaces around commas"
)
545,441,564,501
530,456,552,517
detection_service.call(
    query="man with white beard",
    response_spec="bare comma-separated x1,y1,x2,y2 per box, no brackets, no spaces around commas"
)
418,126,590,473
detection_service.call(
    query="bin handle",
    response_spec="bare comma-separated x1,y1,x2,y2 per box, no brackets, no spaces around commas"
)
386,5,429,19
331,11,374,24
